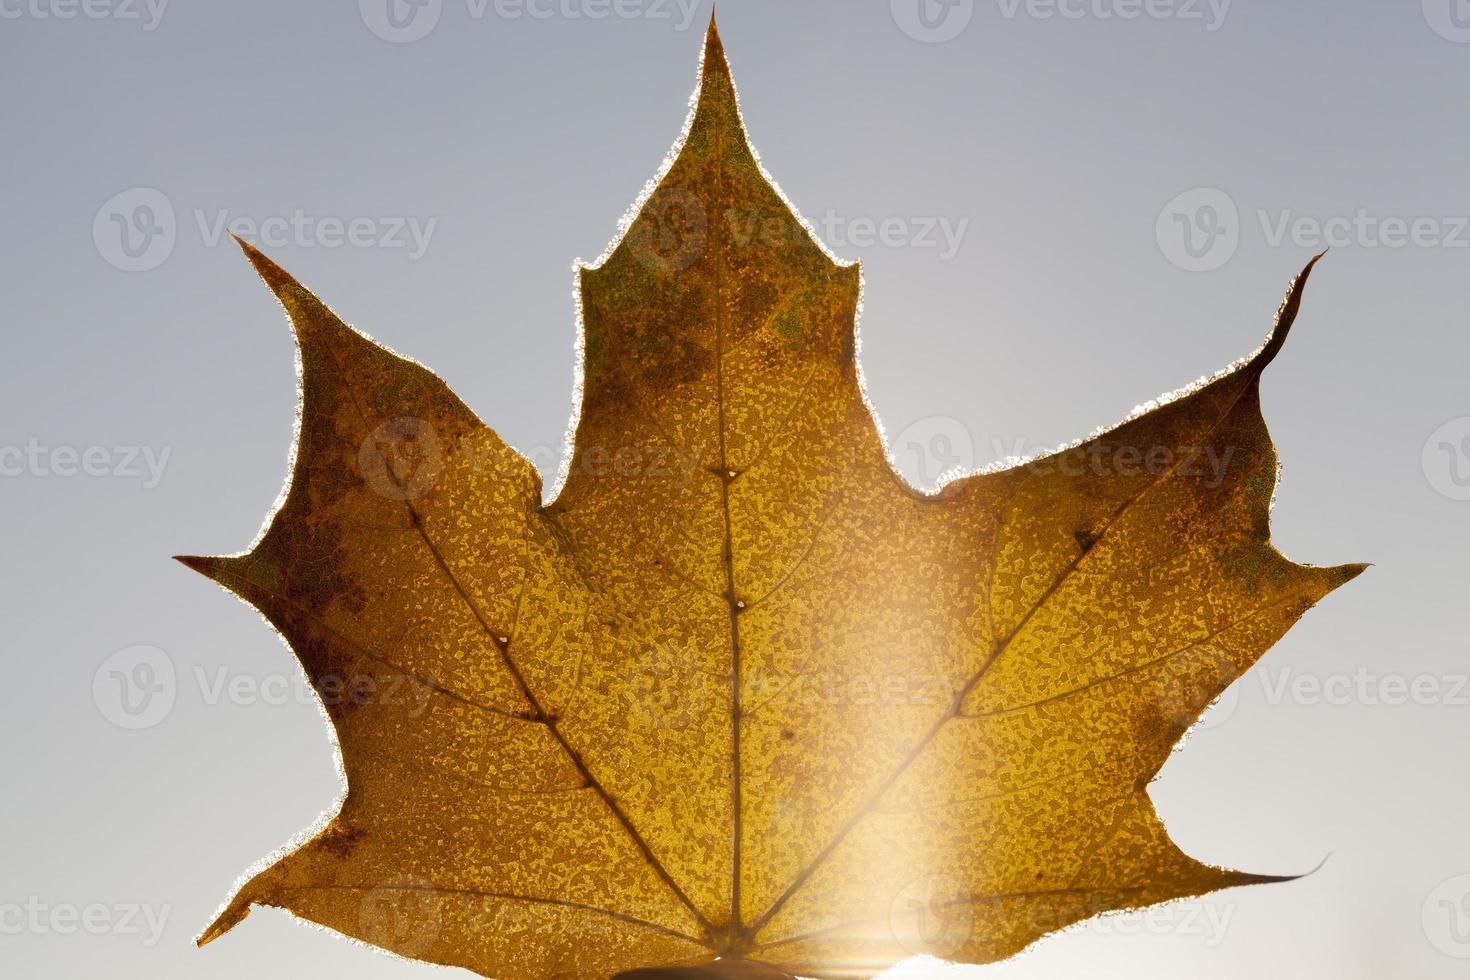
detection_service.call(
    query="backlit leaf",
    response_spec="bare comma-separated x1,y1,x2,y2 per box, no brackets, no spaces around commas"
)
181,18,1361,980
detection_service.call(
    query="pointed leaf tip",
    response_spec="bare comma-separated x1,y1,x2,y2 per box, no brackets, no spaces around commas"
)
1301,851,1334,879
699,8,731,84
228,233,340,343
197,902,250,947
1259,251,1327,366
687,7,744,153
231,233,302,299
175,554,216,575
175,554,234,583
1242,851,1334,889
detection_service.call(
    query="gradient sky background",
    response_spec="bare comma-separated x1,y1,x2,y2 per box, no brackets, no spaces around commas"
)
4,0,1469,977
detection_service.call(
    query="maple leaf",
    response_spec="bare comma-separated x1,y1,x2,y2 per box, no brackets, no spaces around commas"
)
181,18,1361,980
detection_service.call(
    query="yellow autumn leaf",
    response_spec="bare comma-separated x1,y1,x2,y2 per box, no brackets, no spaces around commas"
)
181,18,1361,980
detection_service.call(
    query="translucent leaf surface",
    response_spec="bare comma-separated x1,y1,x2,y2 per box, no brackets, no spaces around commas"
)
182,19,1361,980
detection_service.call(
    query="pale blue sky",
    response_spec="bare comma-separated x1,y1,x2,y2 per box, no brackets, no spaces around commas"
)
3,1,1469,977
